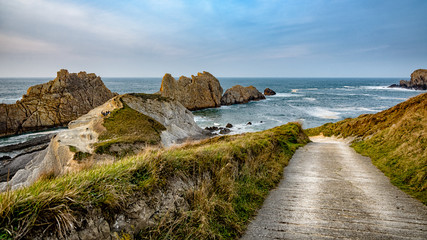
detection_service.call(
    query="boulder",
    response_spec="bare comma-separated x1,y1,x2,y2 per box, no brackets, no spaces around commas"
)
221,85,266,105
389,69,427,90
226,123,233,128
158,72,223,110
264,88,276,96
219,128,231,134
0,69,116,137
0,93,207,191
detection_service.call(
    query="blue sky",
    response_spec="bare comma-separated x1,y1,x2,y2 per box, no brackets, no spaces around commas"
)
0,0,426,77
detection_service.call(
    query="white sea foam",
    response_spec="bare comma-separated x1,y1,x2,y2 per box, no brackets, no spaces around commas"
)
361,86,422,91
303,97,316,102
375,96,408,100
270,93,304,98
0,98,21,104
308,107,340,120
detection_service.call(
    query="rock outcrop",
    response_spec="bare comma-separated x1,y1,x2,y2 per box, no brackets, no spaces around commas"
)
0,69,116,137
158,72,223,110
221,85,266,105
0,93,206,191
264,88,277,96
389,69,427,90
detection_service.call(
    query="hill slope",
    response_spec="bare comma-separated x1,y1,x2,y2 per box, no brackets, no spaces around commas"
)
306,92,427,204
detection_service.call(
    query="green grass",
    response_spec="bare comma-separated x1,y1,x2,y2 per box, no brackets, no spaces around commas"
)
95,100,166,156
306,92,427,204
0,123,309,239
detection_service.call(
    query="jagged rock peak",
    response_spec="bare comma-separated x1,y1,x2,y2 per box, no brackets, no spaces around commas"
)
221,85,266,105
0,69,116,137
159,71,223,110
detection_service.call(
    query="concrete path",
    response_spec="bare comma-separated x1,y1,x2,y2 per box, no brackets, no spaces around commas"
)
242,137,427,239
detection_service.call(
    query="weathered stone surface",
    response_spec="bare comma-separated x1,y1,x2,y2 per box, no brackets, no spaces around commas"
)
0,94,206,191
221,85,265,105
158,72,223,110
264,88,276,96
0,69,116,137
389,69,427,90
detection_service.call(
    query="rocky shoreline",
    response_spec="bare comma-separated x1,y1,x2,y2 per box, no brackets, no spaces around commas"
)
0,70,276,191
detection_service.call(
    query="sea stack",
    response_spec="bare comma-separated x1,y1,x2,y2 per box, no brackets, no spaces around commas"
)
389,69,427,90
0,69,116,137
158,72,223,110
221,85,265,105
264,88,277,96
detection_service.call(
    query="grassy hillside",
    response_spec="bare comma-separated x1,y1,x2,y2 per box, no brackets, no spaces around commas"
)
0,123,309,239
306,92,427,204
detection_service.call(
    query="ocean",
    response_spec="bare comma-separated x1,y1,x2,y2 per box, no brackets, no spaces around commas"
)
0,77,424,152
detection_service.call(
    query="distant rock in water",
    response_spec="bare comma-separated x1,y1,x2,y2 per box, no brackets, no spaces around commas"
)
0,69,116,137
389,69,427,90
158,72,223,110
0,93,207,191
221,85,265,105
264,88,276,96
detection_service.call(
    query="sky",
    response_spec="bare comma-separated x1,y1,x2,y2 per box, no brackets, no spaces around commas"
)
0,0,426,78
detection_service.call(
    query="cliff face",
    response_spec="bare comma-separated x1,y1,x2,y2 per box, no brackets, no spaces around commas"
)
221,85,266,105
0,94,206,191
390,69,427,90
0,69,116,137
158,72,223,110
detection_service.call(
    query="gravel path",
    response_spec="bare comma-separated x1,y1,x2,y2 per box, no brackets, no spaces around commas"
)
242,136,427,239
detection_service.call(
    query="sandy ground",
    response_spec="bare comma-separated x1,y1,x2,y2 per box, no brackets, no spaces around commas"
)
242,136,427,239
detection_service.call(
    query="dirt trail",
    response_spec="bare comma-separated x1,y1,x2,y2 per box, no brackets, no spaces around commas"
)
242,136,427,239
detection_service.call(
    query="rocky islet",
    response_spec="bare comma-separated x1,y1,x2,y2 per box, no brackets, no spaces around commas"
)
389,69,427,90
0,69,116,137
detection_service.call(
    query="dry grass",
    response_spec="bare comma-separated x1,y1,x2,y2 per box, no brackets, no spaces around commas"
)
306,92,427,204
0,123,309,239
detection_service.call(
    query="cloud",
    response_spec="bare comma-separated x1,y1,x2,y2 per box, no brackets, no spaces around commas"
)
0,34,61,54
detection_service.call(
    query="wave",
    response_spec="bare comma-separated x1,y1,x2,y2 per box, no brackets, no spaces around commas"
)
270,93,304,98
0,98,21,104
375,96,408,100
360,86,423,91
306,107,340,120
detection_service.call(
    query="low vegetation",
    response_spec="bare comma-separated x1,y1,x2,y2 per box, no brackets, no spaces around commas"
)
0,123,309,239
95,100,166,156
306,92,427,204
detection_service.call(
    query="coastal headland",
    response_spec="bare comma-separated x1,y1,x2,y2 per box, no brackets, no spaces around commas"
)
0,70,426,239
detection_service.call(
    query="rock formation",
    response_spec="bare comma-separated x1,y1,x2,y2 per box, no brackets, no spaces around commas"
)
0,69,116,137
158,72,223,110
0,93,206,191
221,85,266,105
264,88,277,96
389,69,427,90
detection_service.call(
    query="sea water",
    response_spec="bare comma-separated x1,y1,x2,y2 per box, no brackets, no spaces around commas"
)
0,77,423,149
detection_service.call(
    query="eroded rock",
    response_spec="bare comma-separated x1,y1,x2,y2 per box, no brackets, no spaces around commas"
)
264,88,277,96
389,69,427,90
0,69,116,137
221,85,265,105
158,72,223,110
